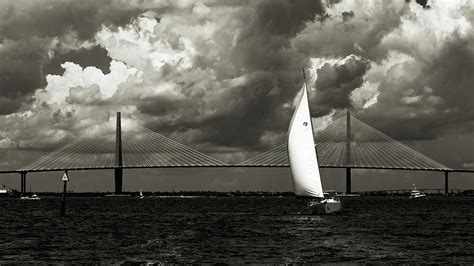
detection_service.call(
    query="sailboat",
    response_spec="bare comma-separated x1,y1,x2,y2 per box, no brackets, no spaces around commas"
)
287,75,341,214
139,189,144,199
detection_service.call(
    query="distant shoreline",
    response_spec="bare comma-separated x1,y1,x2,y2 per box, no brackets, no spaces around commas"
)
3,190,474,197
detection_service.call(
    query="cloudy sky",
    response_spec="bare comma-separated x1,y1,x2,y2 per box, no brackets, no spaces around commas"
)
0,0,473,192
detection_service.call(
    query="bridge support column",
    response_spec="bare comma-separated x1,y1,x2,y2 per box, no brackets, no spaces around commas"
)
444,171,449,195
345,111,352,195
20,172,27,195
115,112,123,194
115,169,123,194
346,167,351,194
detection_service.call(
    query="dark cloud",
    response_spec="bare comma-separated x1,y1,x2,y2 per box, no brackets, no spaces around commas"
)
138,94,190,117
140,72,283,148
341,11,354,22
249,0,325,36
426,33,474,116
358,31,474,141
212,0,325,147
44,45,112,75
198,74,280,147
0,0,144,41
0,97,21,115
293,2,409,61
1,1,473,162
231,0,325,72
311,56,370,117
0,38,49,113
415,0,430,9
0,38,49,98
1,0,329,150
134,0,327,150
0,0,153,114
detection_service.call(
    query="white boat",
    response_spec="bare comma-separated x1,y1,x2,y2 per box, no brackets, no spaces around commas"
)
410,184,426,199
0,184,10,197
20,194,41,200
139,189,144,199
287,78,341,214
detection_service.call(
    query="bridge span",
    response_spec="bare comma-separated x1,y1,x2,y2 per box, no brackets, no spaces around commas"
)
1,112,473,194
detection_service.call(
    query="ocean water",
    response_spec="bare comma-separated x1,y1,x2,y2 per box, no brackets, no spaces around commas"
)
0,196,473,263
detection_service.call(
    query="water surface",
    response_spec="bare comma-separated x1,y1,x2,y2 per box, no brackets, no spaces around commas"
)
0,196,473,263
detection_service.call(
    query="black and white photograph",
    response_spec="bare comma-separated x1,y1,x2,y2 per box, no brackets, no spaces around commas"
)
0,0,473,263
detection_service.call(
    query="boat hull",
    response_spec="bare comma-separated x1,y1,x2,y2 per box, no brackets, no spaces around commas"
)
0,188,10,197
309,199,342,214
20,197,40,200
410,194,427,199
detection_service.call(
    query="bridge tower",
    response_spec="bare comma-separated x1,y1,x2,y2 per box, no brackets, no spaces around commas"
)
20,171,27,195
346,110,352,194
444,170,449,194
115,112,123,194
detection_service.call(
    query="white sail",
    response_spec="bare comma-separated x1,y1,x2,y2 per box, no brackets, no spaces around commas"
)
288,82,324,198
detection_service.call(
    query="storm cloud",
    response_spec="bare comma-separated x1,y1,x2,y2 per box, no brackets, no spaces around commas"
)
311,55,370,117
0,0,473,173
0,38,49,112
0,0,155,114
44,45,112,75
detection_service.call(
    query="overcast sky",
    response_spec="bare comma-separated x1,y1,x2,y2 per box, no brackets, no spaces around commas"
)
0,0,473,192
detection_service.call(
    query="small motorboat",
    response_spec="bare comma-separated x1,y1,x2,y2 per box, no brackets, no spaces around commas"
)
410,184,426,199
0,184,11,197
20,194,41,200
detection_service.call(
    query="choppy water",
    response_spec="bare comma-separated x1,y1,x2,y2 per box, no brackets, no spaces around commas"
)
0,196,473,263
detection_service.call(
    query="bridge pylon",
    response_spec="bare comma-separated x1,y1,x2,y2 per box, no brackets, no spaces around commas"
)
20,171,27,195
115,112,123,194
346,110,352,194
444,170,449,195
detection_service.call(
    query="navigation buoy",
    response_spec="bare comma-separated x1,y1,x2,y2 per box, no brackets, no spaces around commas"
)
60,171,69,217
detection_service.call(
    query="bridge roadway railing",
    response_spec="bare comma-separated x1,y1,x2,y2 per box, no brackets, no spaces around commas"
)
1,165,472,173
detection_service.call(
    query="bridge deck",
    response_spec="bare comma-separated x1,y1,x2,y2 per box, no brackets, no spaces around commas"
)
1,165,472,174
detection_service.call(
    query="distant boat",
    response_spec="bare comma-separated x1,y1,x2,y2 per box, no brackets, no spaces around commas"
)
288,79,341,214
410,184,426,199
336,193,361,197
21,185,41,200
139,189,144,199
0,184,11,197
20,194,41,200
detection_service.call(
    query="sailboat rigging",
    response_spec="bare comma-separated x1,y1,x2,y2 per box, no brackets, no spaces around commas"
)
287,71,341,214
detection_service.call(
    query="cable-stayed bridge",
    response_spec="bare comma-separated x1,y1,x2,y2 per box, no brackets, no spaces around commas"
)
1,112,472,194
241,114,448,171
239,113,473,194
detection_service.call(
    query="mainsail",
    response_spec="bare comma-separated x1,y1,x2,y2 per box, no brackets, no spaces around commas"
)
288,82,324,198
